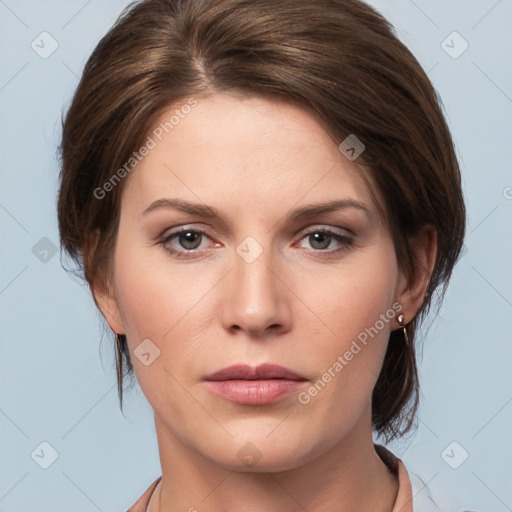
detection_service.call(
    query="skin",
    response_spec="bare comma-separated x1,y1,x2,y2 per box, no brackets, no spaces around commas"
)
94,93,437,511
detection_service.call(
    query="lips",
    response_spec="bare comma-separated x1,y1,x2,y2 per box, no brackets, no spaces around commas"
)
204,363,307,382
203,364,308,405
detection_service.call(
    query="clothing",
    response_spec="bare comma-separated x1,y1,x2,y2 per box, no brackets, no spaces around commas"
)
126,476,161,512
126,444,425,511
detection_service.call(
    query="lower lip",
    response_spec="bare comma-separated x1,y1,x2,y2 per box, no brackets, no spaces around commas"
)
205,379,306,405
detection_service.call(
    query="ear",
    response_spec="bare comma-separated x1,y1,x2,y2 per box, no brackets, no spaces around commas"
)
91,269,125,335
395,225,437,323
87,231,125,335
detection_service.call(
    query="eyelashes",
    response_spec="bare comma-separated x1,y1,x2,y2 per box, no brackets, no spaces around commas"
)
297,229,353,252
157,226,354,259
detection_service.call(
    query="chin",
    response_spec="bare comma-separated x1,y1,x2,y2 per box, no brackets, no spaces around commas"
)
216,447,308,473
198,430,319,473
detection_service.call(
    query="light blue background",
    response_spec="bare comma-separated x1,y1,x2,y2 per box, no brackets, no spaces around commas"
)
0,1,511,511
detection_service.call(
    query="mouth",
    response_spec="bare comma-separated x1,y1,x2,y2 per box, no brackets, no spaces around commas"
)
205,363,307,381
204,363,308,405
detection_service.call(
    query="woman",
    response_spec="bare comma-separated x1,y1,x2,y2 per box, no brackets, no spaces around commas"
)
57,0,466,510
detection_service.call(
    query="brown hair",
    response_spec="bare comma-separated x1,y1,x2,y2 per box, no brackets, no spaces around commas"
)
57,0,466,440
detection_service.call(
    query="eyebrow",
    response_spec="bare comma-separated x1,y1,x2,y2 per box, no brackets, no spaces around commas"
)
141,198,371,224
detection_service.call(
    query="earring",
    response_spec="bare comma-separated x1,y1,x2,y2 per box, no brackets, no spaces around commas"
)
397,313,410,346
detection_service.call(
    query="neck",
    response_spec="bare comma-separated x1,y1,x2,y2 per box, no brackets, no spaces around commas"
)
150,408,398,512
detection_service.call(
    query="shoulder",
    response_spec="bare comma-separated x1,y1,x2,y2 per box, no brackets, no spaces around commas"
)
125,476,162,512
375,443,442,512
407,470,443,511
390,451,486,512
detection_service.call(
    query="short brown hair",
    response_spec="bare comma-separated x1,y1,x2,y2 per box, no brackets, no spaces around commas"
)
57,0,466,440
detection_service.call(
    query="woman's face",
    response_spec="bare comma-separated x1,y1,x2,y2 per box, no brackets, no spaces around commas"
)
98,93,412,470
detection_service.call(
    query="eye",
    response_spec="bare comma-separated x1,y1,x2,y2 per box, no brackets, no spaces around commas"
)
297,228,353,253
157,226,354,259
158,228,212,257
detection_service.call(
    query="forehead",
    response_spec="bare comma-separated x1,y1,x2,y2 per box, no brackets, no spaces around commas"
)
122,93,378,216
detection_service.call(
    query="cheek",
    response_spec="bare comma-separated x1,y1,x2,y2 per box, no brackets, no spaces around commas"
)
305,240,398,343
295,241,399,397
111,249,192,401
112,227,205,338
111,237,222,386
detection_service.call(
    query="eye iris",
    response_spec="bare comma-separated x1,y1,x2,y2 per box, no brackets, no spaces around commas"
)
309,232,330,250
179,231,201,249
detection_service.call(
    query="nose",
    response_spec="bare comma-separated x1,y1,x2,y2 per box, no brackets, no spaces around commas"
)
221,242,292,337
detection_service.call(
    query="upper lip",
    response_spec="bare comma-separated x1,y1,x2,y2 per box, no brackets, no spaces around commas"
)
205,363,307,381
